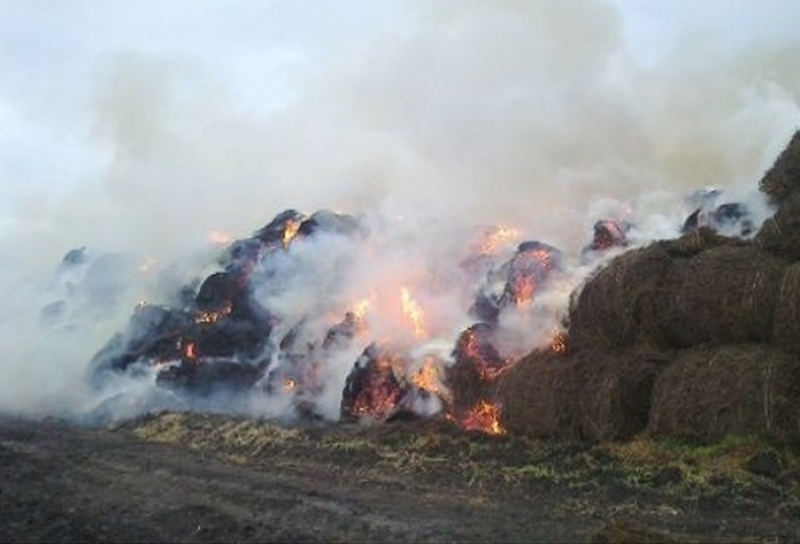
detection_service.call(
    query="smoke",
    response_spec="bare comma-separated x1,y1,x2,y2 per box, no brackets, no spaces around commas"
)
1,0,799,421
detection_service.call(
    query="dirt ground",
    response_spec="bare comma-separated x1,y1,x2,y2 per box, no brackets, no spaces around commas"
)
1,411,799,543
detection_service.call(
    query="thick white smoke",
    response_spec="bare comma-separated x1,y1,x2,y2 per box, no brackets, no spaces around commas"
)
0,0,798,422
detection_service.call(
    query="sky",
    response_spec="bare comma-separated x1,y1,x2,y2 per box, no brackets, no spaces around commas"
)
0,0,799,419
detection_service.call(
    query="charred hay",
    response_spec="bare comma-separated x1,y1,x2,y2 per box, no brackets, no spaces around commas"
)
649,344,800,445
497,348,664,442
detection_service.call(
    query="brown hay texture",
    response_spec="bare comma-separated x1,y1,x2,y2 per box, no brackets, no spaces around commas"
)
651,244,785,349
568,245,673,351
498,349,664,442
759,130,800,204
772,262,800,356
756,193,800,261
649,344,800,445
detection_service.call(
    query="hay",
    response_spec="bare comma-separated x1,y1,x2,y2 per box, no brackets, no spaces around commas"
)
652,245,785,349
568,245,673,351
649,344,800,445
758,130,800,204
497,349,665,442
756,193,800,261
772,263,800,355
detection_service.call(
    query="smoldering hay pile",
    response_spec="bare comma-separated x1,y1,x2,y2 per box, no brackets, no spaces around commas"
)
62,130,799,444
499,130,800,446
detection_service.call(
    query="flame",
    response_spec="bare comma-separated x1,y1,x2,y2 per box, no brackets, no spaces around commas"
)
283,377,297,393
410,356,450,401
352,298,370,323
549,329,568,354
458,399,506,435
510,277,536,306
184,342,197,360
195,303,232,324
208,230,233,245
283,219,302,249
400,287,427,338
480,226,521,255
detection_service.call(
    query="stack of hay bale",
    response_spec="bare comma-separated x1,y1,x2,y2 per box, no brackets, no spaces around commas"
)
498,130,800,445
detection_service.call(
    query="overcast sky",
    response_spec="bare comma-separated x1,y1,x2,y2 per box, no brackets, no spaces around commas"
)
1,0,799,264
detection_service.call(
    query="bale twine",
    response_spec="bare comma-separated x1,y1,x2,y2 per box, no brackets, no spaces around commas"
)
649,344,800,445
568,245,673,351
498,348,665,442
773,263,800,356
652,245,784,349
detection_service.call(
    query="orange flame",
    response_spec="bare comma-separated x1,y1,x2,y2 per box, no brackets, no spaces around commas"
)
195,303,232,324
410,357,450,401
184,342,197,360
459,399,506,435
550,329,568,354
480,226,521,255
352,299,370,323
283,219,302,249
400,287,427,338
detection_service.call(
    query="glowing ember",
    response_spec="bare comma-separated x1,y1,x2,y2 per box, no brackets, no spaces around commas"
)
283,219,302,249
400,287,427,338
283,377,297,393
351,299,370,323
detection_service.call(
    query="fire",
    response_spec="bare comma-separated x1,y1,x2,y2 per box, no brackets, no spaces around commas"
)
208,230,233,245
283,377,297,393
352,298,370,323
283,219,302,249
550,328,568,354
480,226,521,255
400,287,427,338
410,356,450,400
458,399,506,435
511,277,535,306
184,342,197,360
195,303,232,324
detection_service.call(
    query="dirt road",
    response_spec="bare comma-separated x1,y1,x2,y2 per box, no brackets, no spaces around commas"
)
1,412,797,543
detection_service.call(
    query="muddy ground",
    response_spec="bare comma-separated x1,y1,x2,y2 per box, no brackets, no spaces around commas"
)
1,411,799,543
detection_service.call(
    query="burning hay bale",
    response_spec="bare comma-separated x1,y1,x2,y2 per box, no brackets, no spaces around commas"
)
651,244,785,349
447,322,507,410
469,240,563,324
497,348,664,442
649,344,800,445
568,244,673,351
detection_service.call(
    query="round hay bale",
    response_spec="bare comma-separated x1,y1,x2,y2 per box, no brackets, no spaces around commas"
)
568,245,673,351
652,245,784,349
759,130,800,204
649,344,800,445
497,350,580,440
756,193,800,261
773,263,800,356
498,348,665,442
